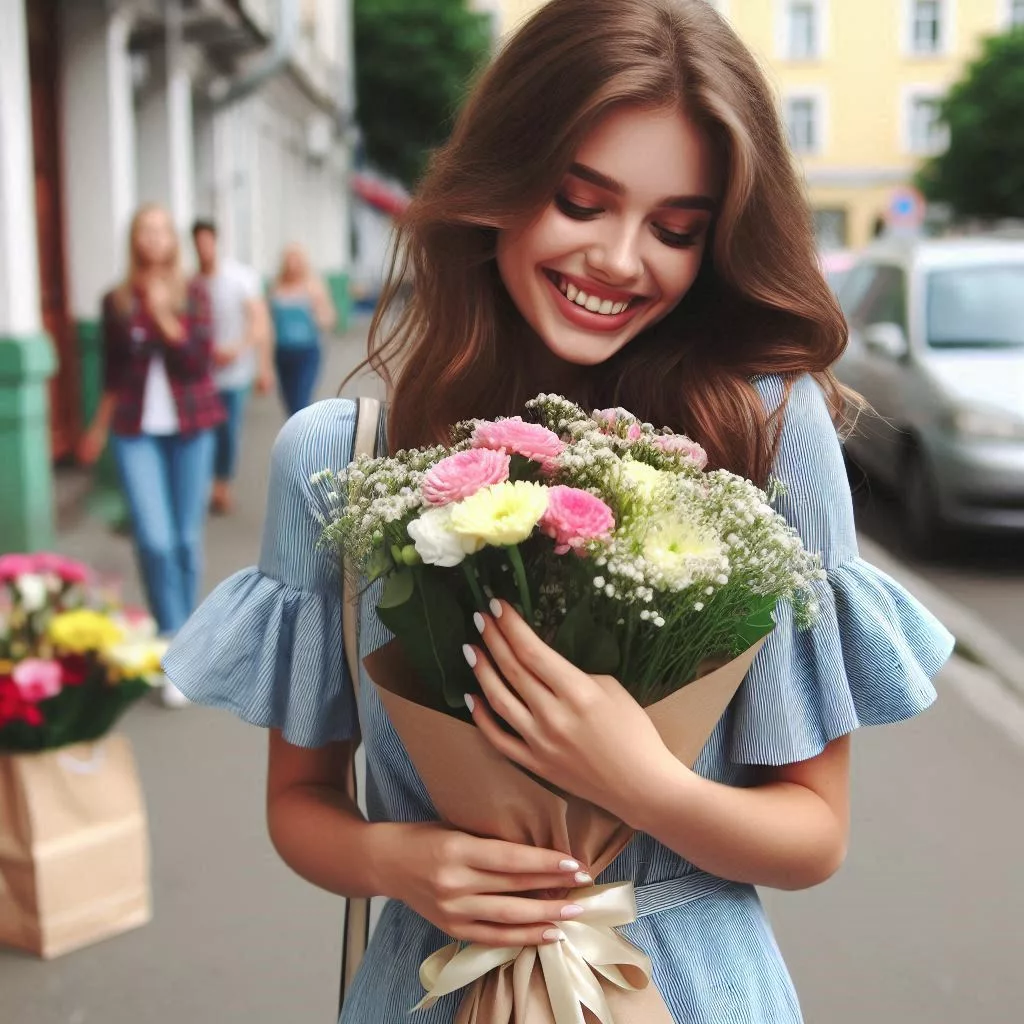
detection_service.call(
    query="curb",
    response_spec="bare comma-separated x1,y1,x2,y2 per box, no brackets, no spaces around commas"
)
857,534,1024,701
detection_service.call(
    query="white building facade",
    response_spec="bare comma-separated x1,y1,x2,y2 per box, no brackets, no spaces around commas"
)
0,0,355,551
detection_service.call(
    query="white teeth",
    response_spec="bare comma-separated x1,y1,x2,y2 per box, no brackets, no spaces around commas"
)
555,275,633,316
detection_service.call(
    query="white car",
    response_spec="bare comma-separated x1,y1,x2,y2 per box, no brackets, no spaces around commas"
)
834,236,1024,552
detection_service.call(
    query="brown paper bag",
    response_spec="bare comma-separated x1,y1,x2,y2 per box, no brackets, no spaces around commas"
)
364,637,765,1024
0,733,152,959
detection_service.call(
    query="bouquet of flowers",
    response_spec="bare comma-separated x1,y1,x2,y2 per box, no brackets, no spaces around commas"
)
319,393,821,714
0,552,167,752
314,397,825,1024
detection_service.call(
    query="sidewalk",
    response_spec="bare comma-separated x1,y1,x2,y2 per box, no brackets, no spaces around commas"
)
4,323,382,1024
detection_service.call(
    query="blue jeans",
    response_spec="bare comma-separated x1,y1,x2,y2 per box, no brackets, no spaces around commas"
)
275,345,321,416
214,387,250,481
112,431,216,636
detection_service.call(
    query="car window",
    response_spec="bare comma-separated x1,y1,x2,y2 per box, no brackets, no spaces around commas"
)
852,266,908,332
926,264,1024,349
836,263,875,317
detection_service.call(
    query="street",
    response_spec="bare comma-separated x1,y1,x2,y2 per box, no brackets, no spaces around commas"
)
4,325,1023,1024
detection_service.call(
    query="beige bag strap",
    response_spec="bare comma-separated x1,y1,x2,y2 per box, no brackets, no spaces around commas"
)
339,396,381,1010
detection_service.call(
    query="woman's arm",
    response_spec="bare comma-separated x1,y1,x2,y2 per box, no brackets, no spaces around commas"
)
309,276,337,333
161,279,214,380
266,729,601,946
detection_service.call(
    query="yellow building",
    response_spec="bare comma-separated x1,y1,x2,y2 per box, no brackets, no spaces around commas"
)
487,0,1024,249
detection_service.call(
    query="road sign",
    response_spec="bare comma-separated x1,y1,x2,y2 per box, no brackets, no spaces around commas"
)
887,186,926,229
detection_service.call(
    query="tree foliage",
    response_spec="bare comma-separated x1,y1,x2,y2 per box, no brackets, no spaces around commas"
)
353,0,492,188
918,29,1024,219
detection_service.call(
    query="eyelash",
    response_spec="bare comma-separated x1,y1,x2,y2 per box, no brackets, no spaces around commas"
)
554,194,702,250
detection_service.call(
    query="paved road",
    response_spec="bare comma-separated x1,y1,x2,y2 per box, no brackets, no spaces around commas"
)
6,328,1023,1023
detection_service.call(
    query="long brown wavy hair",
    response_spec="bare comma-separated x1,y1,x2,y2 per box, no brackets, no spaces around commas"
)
355,0,851,485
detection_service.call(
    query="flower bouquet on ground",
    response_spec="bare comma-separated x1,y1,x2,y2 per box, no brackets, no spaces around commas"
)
0,553,161,958
317,397,823,1023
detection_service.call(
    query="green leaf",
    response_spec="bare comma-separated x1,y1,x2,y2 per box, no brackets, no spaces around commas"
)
377,567,476,709
366,545,393,582
553,601,621,676
379,568,415,609
733,595,778,649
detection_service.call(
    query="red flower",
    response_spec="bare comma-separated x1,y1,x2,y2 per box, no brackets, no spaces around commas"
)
59,654,91,686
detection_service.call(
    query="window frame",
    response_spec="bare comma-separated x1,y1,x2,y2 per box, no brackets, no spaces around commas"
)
902,0,954,57
902,85,949,157
776,0,829,61
1003,0,1024,29
783,89,828,157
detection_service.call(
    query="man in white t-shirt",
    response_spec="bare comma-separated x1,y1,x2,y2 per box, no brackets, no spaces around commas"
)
192,220,272,514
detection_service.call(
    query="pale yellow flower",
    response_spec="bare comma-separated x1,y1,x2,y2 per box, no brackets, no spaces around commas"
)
450,481,549,547
642,516,724,589
48,609,124,654
619,458,672,500
103,640,168,683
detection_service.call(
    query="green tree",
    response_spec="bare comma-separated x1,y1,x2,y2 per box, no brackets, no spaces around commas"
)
353,0,492,187
918,29,1024,219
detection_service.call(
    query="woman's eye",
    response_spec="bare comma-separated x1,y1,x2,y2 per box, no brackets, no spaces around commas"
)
554,194,602,221
654,225,702,249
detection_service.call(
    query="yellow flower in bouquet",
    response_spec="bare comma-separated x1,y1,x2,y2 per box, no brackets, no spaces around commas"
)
642,515,725,590
619,458,672,500
103,639,168,683
451,481,549,547
48,609,124,654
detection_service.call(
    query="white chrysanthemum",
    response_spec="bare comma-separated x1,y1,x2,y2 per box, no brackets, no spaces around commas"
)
407,506,484,567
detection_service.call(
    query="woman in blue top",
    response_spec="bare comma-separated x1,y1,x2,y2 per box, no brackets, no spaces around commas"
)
269,243,337,415
165,2,954,1020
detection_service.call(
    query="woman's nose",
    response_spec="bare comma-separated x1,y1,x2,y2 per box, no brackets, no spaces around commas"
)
586,224,644,284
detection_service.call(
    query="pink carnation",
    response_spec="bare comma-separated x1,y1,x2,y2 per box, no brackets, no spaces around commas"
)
471,418,566,472
31,552,90,584
422,449,511,506
0,554,36,581
594,409,642,442
540,486,615,555
653,434,708,469
12,659,63,703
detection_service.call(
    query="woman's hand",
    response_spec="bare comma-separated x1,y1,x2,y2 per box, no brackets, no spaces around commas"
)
77,423,108,466
464,601,678,818
144,278,185,343
370,821,592,947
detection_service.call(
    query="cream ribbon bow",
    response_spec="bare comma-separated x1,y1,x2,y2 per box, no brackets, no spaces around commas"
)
415,881,653,1024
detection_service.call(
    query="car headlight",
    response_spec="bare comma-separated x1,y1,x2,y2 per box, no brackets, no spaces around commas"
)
950,407,1024,441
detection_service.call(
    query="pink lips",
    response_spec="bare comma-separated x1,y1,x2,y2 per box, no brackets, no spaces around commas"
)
544,272,647,333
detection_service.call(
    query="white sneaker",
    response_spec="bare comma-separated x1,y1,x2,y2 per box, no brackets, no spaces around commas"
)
160,680,190,709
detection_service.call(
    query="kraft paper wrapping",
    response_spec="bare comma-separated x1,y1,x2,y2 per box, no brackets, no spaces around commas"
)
0,734,152,958
364,636,766,1024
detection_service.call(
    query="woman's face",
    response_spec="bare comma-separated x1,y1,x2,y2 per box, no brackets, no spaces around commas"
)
496,105,719,367
282,247,306,281
133,209,177,268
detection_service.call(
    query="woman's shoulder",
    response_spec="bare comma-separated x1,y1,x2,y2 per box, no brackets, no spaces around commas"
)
272,399,359,473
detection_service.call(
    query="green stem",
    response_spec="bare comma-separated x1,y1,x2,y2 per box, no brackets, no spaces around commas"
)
505,544,534,626
461,558,487,612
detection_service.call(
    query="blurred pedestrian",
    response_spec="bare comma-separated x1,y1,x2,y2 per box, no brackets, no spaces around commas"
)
268,244,336,415
78,204,224,708
191,219,273,515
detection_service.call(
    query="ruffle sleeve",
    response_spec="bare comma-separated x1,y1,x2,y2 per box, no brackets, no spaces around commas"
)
728,375,955,767
163,399,360,748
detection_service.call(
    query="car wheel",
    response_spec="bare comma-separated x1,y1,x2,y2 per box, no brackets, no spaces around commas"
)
901,448,945,559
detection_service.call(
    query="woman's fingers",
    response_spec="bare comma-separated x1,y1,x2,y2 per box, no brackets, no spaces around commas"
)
454,922,569,947
473,611,554,710
459,835,586,878
467,645,534,737
459,894,585,927
469,869,592,893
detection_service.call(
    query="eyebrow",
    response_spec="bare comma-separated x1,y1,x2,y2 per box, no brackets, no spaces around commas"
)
568,162,717,211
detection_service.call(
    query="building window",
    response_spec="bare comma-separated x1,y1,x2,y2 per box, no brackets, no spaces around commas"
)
785,95,822,155
909,0,944,54
814,208,848,250
787,2,819,58
906,93,947,155
1009,0,1024,28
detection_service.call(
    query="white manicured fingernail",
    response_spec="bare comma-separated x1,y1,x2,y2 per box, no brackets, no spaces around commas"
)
559,859,580,872
489,598,503,618
575,872,592,885
542,928,566,942
464,693,476,713
473,612,485,634
462,645,477,667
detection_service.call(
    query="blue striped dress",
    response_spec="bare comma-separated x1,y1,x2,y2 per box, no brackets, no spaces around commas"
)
164,373,954,1023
